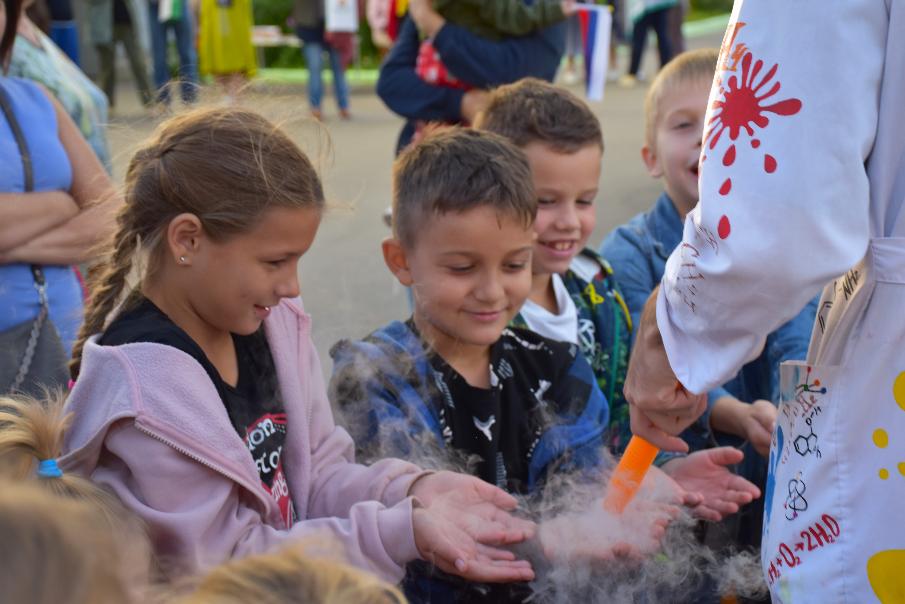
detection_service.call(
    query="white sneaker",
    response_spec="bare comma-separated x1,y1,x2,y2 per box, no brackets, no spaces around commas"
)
561,68,580,85
618,74,638,88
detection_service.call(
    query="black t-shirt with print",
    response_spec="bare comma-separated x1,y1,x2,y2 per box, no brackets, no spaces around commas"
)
403,320,593,604
100,298,297,527
407,319,591,495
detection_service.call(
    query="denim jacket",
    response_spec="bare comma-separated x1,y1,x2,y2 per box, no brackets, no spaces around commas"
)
600,192,818,450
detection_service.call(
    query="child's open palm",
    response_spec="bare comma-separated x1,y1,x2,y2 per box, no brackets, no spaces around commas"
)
409,471,537,582
538,497,678,563
661,447,761,522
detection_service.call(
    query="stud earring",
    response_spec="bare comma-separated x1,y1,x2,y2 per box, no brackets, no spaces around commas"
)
179,256,187,264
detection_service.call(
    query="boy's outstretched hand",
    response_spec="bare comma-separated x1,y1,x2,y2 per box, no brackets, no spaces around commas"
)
409,471,537,582
538,497,678,563
661,447,761,522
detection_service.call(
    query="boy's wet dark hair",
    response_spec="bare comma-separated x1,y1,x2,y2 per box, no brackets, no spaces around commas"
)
391,128,536,249
474,78,603,154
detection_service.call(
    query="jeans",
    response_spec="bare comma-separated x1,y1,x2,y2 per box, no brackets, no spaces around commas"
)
628,7,674,76
147,1,199,104
301,41,350,110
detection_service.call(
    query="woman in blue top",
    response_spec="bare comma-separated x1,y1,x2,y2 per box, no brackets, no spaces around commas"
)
0,0,118,395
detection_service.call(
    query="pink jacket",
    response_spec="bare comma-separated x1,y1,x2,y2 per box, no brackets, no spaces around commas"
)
60,298,424,583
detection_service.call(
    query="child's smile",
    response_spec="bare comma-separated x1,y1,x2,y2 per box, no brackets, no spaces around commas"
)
539,239,580,260
523,142,601,276
400,206,534,359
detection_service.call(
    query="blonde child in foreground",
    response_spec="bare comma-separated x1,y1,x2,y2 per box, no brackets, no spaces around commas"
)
56,107,535,585
0,393,150,604
177,545,408,604
0,392,407,604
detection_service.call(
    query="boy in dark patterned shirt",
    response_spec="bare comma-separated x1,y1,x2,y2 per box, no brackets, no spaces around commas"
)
330,129,609,603
476,78,635,454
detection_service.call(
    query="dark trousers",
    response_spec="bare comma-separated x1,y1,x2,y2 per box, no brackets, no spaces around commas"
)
95,23,153,107
668,2,686,54
629,7,675,76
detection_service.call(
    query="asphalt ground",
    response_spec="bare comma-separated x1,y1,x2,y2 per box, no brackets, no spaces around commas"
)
104,24,726,371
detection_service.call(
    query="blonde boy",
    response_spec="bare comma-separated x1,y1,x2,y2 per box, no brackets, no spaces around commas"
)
601,48,817,546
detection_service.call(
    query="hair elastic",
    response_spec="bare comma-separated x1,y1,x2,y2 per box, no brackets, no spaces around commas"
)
37,459,63,478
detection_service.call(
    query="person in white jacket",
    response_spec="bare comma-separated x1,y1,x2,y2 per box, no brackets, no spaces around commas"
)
622,1,905,602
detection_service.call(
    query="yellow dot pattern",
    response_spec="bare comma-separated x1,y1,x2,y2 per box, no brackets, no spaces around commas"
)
879,469,890,480
873,429,889,449
899,463,905,477
868,550,905,602
894,372,905,412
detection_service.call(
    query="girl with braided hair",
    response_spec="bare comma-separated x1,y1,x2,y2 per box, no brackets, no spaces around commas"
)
58,106,537,587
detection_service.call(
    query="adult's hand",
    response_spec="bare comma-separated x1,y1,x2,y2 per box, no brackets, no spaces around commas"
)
371,28,392,49
661,447,761,522
407,0,445,37
460,89,490,122
624,287,708,452
409,471,536,582
0,191,79,257
2,86,120,266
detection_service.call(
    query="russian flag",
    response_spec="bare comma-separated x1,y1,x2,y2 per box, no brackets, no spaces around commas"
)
578,4,613,102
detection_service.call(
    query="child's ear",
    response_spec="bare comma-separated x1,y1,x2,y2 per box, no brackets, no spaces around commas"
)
166,213,204,266
382,237,414,286
641,144,664,178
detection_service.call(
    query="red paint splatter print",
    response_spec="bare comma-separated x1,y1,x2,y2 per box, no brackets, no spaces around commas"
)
706,51,802,169
704,35,804,237
718,215,731,239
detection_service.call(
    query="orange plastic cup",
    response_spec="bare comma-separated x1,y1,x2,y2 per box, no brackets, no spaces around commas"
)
602,436,660,514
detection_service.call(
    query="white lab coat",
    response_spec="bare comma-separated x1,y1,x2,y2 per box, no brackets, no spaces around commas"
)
656,1,905,601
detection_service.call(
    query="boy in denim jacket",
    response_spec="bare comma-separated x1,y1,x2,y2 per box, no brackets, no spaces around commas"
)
600,48,817,548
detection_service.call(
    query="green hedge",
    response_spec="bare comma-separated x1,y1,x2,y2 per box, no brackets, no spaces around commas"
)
690,0,733,12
